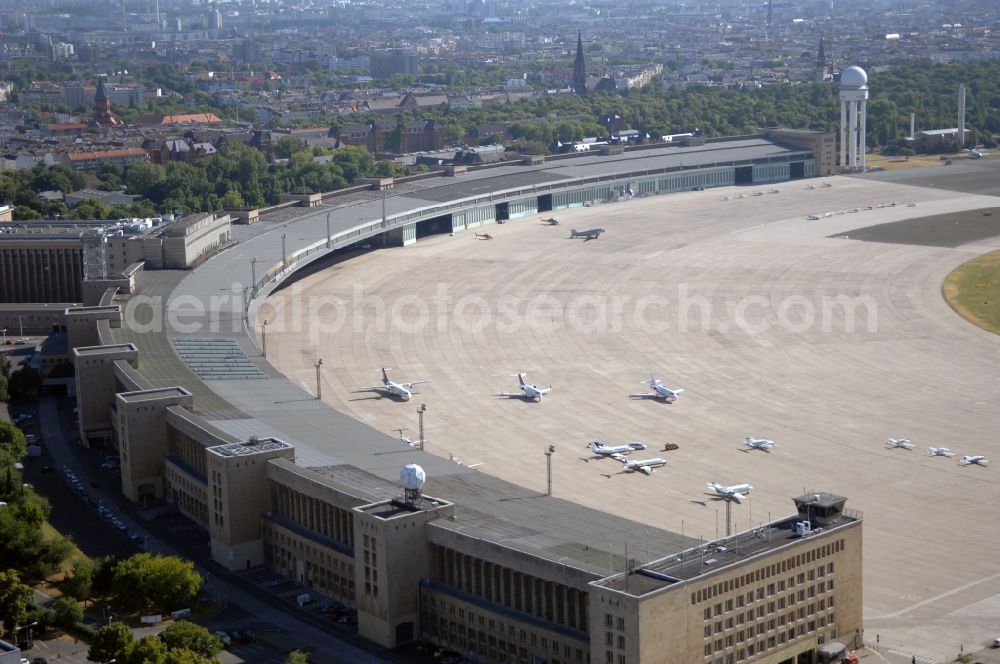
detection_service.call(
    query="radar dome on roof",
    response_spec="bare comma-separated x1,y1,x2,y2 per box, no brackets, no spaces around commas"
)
400,464,426,490
840,66,868,88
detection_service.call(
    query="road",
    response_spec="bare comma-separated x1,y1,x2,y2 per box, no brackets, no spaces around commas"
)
36,396,398,664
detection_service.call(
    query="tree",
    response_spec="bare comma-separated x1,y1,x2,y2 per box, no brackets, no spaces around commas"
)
0,421,27,462
112,553,202,612
0,569,33,636
13,205,41,220
162,648,217,664
159,620,223,658
274,136,307,159
285,651,311,664
52,596,84,629
219,188,246,209
8,367,41,399
126,634,168,664
89,622,134,662
66,558,95,604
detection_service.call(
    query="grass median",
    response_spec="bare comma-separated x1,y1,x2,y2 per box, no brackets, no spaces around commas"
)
942,249,1000,335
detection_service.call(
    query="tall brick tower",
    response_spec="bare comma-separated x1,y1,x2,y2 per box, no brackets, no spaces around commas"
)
93,78,122,126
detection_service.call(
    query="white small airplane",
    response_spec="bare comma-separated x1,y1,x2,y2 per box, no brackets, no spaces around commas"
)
806,214,821,220
368,368,430,401
631,375,684,402
396,429,421,447
618,457,667,475
927,447,956,457
959,455,990,466
498,373,552,401
449,453,483,469
587,441,646,457
886,438,915,450
743,437,776,452
707,482,753,503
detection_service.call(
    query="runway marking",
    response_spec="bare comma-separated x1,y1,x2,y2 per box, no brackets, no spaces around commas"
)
888,649,936,664
867,568,1000,620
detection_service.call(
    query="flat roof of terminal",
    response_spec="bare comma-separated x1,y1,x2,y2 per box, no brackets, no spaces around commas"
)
108,136,802,573
596,513,860,597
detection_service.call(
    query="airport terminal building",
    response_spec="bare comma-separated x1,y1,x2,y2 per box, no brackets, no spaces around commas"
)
64,130,861,664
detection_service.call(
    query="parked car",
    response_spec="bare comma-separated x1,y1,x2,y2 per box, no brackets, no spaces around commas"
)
214,631,232,646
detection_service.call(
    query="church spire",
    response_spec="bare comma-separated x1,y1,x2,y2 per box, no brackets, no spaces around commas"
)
93,78,122,127
815,36,827,82
573,31,587,96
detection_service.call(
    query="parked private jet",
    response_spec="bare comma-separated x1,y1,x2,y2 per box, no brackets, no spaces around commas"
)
367,368,430,401
396,429,421,448
928,447,956,457
959,455,990,466
886,438,915,449
449,454,483,469
570,228,606,240
631,375,684,402
707,482,753,502
744,437,776,452
806,214,821,220
498,373,552,401
587,441,646,457
618,457,667,475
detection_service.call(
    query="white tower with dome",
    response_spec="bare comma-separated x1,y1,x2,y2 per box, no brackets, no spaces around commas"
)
839,65,869,172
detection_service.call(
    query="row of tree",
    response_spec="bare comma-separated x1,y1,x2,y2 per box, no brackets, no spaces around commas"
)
89,617,221,664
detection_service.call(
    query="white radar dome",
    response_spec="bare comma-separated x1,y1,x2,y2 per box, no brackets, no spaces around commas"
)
400,464,426,490
840,66,868,88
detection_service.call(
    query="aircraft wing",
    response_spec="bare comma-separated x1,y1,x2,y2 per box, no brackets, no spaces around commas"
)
729,492,743,503
538,387,553,394
402,380,431,388
629,392,659,399
367,386,391,393
497,391,526,398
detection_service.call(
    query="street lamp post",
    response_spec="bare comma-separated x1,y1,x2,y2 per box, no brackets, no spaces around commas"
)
281,233,287,269
261,320,269,359
17,315,22,337
417,403,427,451
326,211,331,249
1,328,6,347
250,256,257,294
314,358,323,399
15,622,38,650
545,444,556,496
